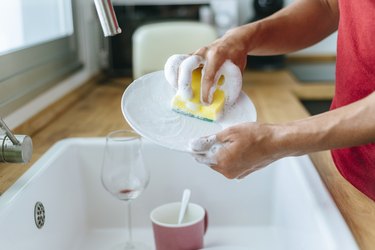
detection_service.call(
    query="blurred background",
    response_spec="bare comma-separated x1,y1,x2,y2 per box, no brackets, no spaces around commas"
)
0,0,336,127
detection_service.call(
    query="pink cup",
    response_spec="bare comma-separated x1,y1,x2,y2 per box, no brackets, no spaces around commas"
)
150,202,208,250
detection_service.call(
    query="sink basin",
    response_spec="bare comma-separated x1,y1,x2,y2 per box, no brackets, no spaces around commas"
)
0,138,358,249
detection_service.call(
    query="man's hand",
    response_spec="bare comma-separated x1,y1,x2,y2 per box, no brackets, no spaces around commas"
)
193,27,250,104
189,122,288,179
192,0,339,105
189,91,375,180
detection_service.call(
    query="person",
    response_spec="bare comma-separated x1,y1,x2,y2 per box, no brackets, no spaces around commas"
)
174,0,375,201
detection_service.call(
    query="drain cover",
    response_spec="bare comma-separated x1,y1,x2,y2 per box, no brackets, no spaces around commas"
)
34,202,45,229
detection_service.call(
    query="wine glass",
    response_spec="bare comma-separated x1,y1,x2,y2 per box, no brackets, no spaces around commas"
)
101,130,150,250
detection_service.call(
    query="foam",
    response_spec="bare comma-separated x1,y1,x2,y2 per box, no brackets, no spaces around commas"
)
189,134,226,165
214,60,242,107
189,134,217,152
164,54,189,90
177,55,205,100
164,54,242,109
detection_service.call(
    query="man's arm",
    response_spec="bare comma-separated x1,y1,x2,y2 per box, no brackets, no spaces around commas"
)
195,0,339,103
281,92,375,156
190,92,375,179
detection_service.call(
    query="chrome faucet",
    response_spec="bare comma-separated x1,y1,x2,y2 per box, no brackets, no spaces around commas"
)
94,0,122,37
0,117,33,163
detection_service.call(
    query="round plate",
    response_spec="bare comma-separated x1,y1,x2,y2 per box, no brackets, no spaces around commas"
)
121,71,257,152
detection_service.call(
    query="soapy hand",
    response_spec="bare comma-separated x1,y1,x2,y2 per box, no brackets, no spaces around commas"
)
193,27,249,104
164,54,242,106
189,122,286,179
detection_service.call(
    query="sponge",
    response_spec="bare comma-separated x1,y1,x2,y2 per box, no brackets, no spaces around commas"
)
171,68,225,122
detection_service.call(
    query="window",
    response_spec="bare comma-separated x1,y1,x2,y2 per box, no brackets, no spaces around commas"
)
0,0,81,116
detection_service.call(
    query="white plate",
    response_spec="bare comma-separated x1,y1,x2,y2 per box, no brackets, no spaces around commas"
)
121,71,257,152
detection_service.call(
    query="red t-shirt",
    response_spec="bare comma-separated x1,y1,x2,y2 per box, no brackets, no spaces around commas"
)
331,0,375,200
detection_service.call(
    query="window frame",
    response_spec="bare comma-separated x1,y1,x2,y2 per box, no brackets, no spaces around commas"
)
0,0,82,116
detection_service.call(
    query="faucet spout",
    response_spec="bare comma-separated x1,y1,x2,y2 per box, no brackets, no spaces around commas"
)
94,0,122,37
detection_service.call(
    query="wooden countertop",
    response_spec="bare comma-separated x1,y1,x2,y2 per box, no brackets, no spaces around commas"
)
1,69,374,249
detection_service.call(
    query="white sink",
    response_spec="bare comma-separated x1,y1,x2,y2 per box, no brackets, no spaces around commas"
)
0,138,358,250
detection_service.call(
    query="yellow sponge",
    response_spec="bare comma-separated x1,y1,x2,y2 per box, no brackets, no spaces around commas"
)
171,68,225,122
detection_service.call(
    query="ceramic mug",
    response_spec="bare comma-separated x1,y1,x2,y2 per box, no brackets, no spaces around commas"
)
150,202,208,250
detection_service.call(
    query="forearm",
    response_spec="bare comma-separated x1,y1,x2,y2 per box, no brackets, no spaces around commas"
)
278,92,375,156
231,0,339,56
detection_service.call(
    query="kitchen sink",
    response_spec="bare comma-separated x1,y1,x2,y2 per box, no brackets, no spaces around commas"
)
0,138,358,249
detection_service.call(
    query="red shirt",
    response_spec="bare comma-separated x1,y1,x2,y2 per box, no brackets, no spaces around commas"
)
331,0,375,200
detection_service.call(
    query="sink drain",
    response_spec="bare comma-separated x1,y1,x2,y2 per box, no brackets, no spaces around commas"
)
34,202,45,229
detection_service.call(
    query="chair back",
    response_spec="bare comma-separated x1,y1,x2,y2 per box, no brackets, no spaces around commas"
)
132,21,217,78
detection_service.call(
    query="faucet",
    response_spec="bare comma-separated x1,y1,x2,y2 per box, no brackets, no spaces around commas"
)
94,0,122,37
0,117,33,163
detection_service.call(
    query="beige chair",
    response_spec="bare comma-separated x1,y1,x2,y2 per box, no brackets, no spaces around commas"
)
132,21,218,79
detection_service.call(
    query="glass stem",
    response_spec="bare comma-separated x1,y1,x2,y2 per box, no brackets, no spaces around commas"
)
127,201,133,245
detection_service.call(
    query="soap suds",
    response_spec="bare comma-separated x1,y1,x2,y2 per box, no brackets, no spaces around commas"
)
215,60,242,108
164,54,242,109
189,134,227,165
189,134,217,152
177,55,205,100
164,54,189,90
186,101,199,111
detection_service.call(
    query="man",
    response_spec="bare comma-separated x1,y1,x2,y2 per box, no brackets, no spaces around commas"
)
178,0,375,200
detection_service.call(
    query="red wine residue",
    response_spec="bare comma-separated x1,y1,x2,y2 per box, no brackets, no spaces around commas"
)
119,189,133,194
